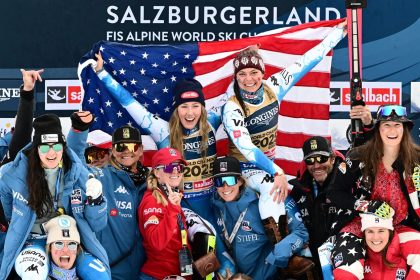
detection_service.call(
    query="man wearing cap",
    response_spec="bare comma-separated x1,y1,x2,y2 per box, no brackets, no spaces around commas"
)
288,136,344,274
68,112,149,280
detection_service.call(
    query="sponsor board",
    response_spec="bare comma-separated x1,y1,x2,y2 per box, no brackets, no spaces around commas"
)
45,80,82,110
0,80,22,111
411,82,420,113
330,81,402,112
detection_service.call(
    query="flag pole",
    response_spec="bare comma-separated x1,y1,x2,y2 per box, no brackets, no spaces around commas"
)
346,0,367,146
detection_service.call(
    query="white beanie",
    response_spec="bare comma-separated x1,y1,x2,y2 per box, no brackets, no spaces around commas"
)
360,210,394,232
45,215,80,244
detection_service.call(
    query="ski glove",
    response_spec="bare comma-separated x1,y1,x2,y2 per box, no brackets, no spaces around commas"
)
70,112,93,131
86,175,103,205
354,200,393,219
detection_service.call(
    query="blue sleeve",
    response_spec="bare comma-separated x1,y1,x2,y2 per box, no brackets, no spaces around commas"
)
265,25,345,102
0,132,12,161
97,70,170,148
266,197,309,267
67,129,89,164
222,101,282,175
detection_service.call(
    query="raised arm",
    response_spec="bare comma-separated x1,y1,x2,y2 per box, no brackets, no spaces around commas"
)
266,22,347,102
94,53,170,148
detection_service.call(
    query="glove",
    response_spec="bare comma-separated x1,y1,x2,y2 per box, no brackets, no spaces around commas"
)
86,175,103,205
413,166,420,191
217,251,235,279
70,112,93,131
354,200,393,219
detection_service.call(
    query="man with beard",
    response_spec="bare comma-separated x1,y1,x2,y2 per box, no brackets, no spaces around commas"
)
288,136,344,277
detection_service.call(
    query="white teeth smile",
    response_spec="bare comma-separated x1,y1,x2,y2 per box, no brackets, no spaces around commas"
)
223,190,233,195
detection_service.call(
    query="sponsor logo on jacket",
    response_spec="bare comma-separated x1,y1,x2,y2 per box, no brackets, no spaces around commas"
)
114,185,129,194
144,215,159,228
115,200,132,210
71,189,82,204
143,207,162,215
13,190,28,204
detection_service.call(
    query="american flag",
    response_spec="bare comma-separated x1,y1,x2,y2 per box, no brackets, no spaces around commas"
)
78,19,344,176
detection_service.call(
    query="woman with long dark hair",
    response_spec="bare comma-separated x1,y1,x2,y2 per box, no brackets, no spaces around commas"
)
0,114,110,280
328,105,420,279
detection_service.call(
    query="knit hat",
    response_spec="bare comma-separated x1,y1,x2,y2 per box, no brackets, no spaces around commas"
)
32,114,66,146
112,125,142,144
302,136,332,160
172,78,205,108
360,210,395,232
212,156,242,178
151,147,187,169
233,46,265,76
45,215,80,245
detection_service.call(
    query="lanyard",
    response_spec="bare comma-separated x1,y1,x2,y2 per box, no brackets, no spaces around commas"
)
177,214,188,246
53,164,63,212
220,208,248,246
312,179,318,198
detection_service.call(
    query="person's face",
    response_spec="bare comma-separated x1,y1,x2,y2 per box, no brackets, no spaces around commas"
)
50,241,78,270
365,227,391,253
379,121,404,147
112,142,143,168
38,143,64,169
86,148,110,168
177,102,202,130
305,155,334,185
215,176,242,202
236,68,264,93
154,161,184,188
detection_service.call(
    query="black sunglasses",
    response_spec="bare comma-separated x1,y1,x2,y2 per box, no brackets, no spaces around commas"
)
304,155,330,165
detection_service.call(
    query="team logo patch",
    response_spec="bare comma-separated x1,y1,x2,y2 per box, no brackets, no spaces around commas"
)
122,128,130,139
396,268,406,279
333,252,343,267
180,91,199,99
41,134,59,143
62,229,70,238
233,130,241,138
110,209,118,216
220,162,227,172
338,162,347,174
58,216,71,228
241,221,252,231
144,215,159,228
71,189,82,204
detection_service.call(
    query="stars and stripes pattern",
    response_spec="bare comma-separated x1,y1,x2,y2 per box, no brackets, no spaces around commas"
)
78,19,344,175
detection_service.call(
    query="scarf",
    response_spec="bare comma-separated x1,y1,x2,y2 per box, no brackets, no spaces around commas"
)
112,158,149,185
49,262,77,280
240,84,264,105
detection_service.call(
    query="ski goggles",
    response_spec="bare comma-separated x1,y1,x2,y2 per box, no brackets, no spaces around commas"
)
377,105,407,118
38,143,63,154
52,241,78,251
304,155,330,165
113,143,140,153
214,176,238,188
86,149,108,164
156,162,185,173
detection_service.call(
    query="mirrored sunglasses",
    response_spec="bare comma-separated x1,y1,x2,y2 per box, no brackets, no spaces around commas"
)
304,155,330,165
214,176,238,188
156,162,185,174
377,105,407,118
38,143,63,154
113,143,140,153
86,149,108,164
52,241,78,251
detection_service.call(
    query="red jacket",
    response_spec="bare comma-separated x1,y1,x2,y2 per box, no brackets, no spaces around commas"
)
364,234,407,280
138,189,191,279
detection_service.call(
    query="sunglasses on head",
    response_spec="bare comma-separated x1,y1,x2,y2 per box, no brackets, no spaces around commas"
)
304,155,330,165
377,105,407,118
38,143,63,154
113,143,140,153
86,149,108,164
52,241,78,251
214,176,238,188
156,162,185,174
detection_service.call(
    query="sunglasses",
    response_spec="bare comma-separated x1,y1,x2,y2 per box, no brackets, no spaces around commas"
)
304,155,330,165
113,143,140,153
377,105,407,118
52,241,78,251
214,176,238,188
86,149,108,164
38,143,63,154
156,162,185,174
